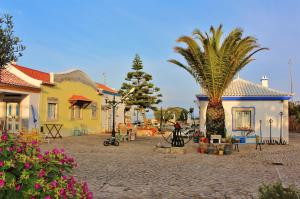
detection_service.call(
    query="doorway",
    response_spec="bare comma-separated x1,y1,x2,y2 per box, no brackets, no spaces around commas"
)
6,102,21,133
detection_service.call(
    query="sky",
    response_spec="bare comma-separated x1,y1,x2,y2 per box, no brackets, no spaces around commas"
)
1,0,300,111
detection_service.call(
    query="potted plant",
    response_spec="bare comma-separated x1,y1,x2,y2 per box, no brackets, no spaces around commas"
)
219,148,224,155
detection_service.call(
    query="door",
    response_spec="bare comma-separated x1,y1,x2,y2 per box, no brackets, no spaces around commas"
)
6,102,21,133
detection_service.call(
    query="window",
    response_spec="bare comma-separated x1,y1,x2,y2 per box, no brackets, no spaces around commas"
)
71,105,82,119
232,107,254,131
47,103,58,120
91,103,97,119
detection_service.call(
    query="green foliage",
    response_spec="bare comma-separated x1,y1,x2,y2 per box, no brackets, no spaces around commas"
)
169,24,267,100
0,133,92,198
259,182,300,199
289,102,300,123
154,107,188,123
169,24,267,136
119,54,162,111
0,14,25,68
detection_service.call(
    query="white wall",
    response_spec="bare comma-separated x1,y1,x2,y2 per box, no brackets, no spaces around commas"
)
199,100,289,142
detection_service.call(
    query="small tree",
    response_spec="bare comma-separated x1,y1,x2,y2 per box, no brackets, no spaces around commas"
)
0,14,25,69
120,54,162,122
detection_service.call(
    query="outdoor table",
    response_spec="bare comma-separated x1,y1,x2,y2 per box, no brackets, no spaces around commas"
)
44,123,63,139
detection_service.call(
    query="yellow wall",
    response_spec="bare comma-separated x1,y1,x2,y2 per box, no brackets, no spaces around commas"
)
39,81,102,136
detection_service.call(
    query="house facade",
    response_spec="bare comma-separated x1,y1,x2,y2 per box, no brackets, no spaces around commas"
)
97,83,128,133
0,64,44,133
1,63,102,136
197,77,292,143
39,70,102,136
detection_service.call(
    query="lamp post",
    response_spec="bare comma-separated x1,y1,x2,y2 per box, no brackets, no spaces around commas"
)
279,111,283,144
105,88,135,138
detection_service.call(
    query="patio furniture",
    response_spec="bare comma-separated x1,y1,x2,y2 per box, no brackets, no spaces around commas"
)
256,135,262,151
80,124,88,135
44,123,63,139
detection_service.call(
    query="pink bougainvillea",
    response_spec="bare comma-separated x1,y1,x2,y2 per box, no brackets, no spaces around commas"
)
0,133,93,198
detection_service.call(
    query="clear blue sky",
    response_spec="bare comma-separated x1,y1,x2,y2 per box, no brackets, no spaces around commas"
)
1,0,299,110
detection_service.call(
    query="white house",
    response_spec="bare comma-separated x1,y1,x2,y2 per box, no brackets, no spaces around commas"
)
196,76,292,143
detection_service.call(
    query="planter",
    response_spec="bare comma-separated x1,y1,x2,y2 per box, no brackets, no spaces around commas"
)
207,145,216,155
193,136,200,143
224,144,233,155
199,147,206,154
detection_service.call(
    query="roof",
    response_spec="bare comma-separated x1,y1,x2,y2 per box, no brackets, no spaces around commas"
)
12,64,51,84
0,68,39,89
96,83,118,94
69,95,92,102
197,78,292,101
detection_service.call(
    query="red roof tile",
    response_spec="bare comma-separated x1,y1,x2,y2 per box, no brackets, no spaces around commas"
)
96,83,118,94
0,68,38,88
69,95,92,102
12,64,51,83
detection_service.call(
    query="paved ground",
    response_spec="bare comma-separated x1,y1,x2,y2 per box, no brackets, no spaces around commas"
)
41,133,300,199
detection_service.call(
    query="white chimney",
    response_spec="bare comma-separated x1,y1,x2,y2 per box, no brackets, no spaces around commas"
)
261,75,269,88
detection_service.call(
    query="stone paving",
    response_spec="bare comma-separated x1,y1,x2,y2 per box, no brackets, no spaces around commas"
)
41,133,300,199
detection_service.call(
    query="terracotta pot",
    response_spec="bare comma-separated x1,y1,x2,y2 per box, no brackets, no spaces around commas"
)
199,147,205,154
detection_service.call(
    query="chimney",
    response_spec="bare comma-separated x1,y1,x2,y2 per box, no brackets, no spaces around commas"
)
261,75,269,88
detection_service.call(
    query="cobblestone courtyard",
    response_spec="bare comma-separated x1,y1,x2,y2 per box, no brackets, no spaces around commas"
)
41,133,300,199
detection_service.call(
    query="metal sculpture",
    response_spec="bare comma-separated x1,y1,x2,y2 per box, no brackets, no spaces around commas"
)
161,122,193,147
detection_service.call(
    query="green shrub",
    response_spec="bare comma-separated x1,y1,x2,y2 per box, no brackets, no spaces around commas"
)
259,181,300,199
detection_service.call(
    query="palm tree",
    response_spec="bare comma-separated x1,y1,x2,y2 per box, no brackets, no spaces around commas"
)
169,25,267,137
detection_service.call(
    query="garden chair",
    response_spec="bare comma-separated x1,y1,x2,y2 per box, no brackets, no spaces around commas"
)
80,124,88,135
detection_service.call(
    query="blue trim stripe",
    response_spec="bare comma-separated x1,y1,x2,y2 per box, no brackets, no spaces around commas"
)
197,96,291,101
102,90,121,96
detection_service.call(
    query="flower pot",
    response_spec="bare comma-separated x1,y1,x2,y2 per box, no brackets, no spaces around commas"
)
224,144,233,155
219,150,224,155
199,147,205,154
207,145,216,155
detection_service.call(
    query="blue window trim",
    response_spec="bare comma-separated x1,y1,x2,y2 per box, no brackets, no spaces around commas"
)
197,96,291,101
231,106,256,132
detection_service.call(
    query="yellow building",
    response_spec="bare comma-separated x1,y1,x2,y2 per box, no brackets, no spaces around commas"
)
39,70,102,137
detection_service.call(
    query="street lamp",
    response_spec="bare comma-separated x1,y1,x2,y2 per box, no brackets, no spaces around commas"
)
105,88,135,138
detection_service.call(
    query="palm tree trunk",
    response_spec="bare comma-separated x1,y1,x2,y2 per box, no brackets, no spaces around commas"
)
206,99,225,138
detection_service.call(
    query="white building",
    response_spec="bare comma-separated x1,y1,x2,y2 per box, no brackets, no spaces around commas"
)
197,76,292,143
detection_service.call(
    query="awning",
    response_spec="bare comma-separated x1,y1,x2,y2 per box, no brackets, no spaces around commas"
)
69,95,92,108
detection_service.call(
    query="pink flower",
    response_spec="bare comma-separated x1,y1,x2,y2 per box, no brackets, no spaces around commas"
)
0,179,5,188
37,154,43,160
0,147,3,152
50,180,58,188
59,188,65,196
17,147,22,153
0,161,4,167
34,183,41,190
87,192,93,199
1,134,8,141
24,162,30,169
38,169,46,177
16,184,21,191
44,196,51,199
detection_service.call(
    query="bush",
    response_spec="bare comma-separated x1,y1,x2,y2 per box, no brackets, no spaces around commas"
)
259,181,300,199
0,133,92,199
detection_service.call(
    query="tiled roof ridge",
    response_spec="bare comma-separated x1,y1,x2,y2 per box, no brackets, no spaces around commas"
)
12,64,51,83
234,78,291,96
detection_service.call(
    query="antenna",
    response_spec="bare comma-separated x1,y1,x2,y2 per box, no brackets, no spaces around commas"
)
102,73,107,85
288,59,294,101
